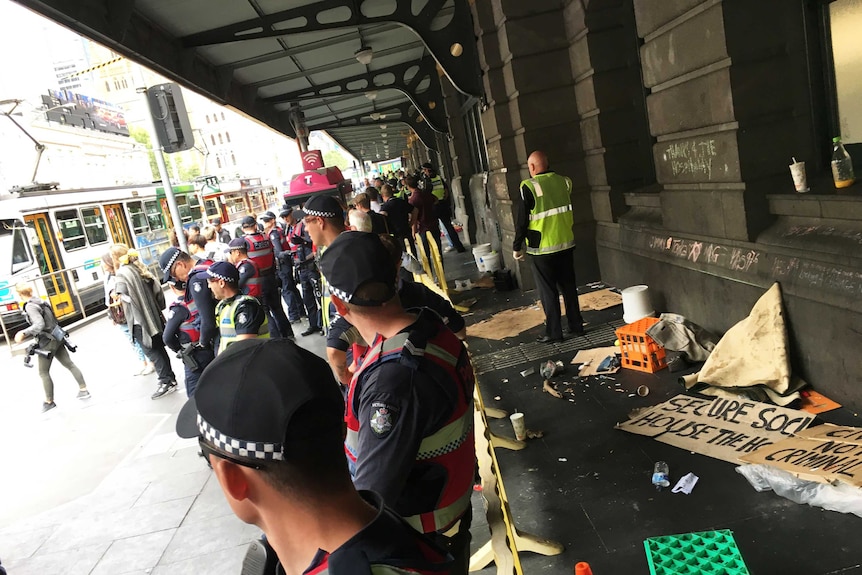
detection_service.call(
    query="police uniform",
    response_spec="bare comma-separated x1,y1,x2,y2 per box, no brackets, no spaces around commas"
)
513,170,584,341
320,233,475,574
273,210,304,322
162,280,213,397
236,257,264,298
207,261,269,354
288,217,322,333
241,215,293,339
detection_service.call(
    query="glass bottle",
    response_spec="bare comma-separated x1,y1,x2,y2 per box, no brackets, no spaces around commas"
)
831,137,855,188
651,461,670,490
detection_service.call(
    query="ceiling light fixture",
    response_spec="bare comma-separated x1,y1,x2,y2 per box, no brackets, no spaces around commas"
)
355,46,373,65
379,124,387,130
364,90,378,101
369,112,381,121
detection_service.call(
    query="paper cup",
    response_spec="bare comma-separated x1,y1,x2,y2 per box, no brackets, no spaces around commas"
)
510,412,526,441
789,161,809,193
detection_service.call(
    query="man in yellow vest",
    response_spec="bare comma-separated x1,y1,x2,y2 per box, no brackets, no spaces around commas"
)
421,162,465,253
513,150,585,343
206,261,269,354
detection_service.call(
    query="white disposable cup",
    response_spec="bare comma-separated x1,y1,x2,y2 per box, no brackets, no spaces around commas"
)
790,161,809,193
510,412,526,441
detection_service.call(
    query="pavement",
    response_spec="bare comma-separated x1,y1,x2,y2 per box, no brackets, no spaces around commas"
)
1,250,861,574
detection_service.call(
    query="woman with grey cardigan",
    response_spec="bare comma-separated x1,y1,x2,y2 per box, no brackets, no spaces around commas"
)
111,244,178,399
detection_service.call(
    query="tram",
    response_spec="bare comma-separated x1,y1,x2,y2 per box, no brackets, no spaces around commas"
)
0,177,280,332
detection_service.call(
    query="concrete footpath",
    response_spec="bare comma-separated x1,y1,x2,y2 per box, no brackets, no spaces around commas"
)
0,315,328,575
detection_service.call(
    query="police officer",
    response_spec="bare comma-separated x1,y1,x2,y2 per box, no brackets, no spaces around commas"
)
421,162,465,253
159,248,219,370
298,195,346,332
206,261,269,354
289,208,323,336
278,208,304,323
240,215,293,339
175,339,454,574
512,150,585,343
162,278,212,397
262,210,302,323
319,232,475,574
226,238,264,300
209,216,232,244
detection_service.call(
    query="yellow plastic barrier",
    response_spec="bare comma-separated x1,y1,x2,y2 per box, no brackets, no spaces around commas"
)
470,376,565,573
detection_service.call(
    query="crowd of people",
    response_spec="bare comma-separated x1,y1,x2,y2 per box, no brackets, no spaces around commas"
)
12,152,585,574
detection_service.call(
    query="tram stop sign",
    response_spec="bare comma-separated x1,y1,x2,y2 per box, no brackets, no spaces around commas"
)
146,82,194,154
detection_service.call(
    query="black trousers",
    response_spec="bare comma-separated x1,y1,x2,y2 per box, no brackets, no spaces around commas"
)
298,265,321,330
133,324,175,385
433,200,464,251
183,347,214,397
430,507,472,575
278,268,303,321
261,274,293,338
531,248,583,339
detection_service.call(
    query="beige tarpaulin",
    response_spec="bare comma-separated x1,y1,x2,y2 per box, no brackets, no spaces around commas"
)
684,283,805,405
467,304,545,340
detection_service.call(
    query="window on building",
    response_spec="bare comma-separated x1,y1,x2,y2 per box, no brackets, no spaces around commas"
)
211,134,216,146
55,210,87,251
218,133,223,145
217,156,222,169
81,207,108,245
206,114,210,124
221,112,226,121
105,81,110,92
121,78,128,89
226,132,231,143
231,153,237,166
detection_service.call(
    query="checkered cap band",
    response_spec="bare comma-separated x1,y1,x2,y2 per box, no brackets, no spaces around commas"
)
162,249,181,274
206,268,237,283
198,415,284,461
328,284,352,303
304,207,338,219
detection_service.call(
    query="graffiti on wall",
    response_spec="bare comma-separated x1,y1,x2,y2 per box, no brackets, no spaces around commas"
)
648,235,760,274
661,138,717,179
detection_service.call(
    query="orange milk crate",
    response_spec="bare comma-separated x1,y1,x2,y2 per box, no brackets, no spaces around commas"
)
615,317,667,373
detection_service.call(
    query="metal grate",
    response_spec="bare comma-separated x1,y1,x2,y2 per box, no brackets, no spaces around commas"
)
471,320,625,375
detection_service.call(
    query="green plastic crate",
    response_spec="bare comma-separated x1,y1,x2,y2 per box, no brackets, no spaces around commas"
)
644,529,750,575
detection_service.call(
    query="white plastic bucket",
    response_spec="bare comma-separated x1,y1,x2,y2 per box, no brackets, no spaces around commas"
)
622,285,655,324
472,243,492,272
481,251,501,273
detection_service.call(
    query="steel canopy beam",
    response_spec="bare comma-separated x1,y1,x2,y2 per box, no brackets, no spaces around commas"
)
311,101,438,151
261,56,446,132
180,0,482,97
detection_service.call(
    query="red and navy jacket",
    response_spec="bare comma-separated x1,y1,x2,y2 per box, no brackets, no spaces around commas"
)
345,311,476,534
184,259,217,348
243,232,275,276
268,227,292,271
162,298,200,351
236,257,264,298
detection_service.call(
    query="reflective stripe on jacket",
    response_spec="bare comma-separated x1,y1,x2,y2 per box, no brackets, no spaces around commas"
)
243,233,275,274
345,323,475,534
428,176,446,201
215,295,269,354
522,172,575,255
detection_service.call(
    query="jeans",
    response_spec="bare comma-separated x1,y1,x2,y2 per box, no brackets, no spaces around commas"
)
118,322,146,362
132,325,175,385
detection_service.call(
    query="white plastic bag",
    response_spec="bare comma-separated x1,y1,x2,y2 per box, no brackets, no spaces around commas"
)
736,464,862,518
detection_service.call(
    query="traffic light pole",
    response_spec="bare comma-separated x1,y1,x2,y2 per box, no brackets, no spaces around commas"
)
138,86,187,253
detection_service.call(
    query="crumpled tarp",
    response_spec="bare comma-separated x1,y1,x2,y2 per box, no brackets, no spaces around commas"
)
646,312,719,362
681,283,806,406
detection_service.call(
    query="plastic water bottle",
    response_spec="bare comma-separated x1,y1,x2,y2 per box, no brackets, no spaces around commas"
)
652,461,670,490
831,136,855,189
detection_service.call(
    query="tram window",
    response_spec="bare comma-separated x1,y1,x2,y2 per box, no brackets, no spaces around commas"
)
1,219,34,274
188,194,203,221
145,200,164,230
176,196,192,223
204,198,219,217
81,207,108,245
56,210,87,251
128,201,150,234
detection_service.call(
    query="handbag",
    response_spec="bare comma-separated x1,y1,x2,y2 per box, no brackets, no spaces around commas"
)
107,302,126,325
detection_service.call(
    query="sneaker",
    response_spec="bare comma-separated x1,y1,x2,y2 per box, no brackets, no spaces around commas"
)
301,326,322,337
151,382,177,400
141,364,155,376
76,390,91,400
42,401,57,413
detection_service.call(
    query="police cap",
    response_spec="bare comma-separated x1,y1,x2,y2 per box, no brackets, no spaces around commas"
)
318,231,397,306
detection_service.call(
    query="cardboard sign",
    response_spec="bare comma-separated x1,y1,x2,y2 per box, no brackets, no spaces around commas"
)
740,424,862,487
616,395,814,464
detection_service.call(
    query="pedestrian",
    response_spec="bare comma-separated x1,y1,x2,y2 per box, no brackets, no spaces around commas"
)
158,247,218,372
513,150,585,343
186,234,209,262
354,191,389,234
379,183,417,254
209,216,232,244
102,250,152,376
278,208,305,323
175,338,454,575
188,224,201,241
206,261,268,353
162,279,212,397
14,282,90,412
421,162,465,253
406,175,438,257
112,244,178,399
319,232,476,573
201,225,229,262
240,215,294,339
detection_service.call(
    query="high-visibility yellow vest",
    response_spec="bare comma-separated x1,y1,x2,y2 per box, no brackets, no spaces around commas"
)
215,295,269,354
522,172,575,255
429,175,446,201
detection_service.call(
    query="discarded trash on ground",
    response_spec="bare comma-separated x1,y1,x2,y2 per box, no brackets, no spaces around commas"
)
637,385,650,397
526,429,545,439
540,360,565,379
467,303,545,340
578,288,623,311
798,389,842,414
644,530,750,575
672,472,699,494
543,379,563,399
572,347,620,376
520,367,536,377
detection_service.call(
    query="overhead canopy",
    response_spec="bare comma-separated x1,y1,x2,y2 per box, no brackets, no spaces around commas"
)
14,0,482,162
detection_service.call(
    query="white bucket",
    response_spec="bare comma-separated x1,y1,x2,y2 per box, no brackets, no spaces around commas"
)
472,243,492,272
481,251,501,273
622,285,655,324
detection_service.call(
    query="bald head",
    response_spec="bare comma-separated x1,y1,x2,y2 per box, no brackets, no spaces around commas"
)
527,151,549,177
